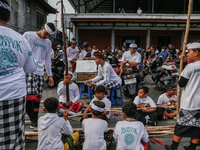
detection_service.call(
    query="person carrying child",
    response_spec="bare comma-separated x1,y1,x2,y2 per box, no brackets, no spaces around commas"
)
80,101,113,150
164,42,200,150
57,71,82,115
133,86,158,126
37,97,73,150
82,85,111,121
156,84,177,120
113,103,149,150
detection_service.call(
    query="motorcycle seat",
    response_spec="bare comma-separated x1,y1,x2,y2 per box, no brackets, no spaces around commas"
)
155,68,166,73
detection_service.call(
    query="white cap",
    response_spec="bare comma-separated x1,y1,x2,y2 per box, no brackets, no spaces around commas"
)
64,71,73,75
129,43,137,48
185,50,188,52
186,42,200,50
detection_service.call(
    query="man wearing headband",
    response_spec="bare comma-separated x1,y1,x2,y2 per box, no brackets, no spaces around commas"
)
116,43,141,77
0,0,37,149
23,22,56,129
85,51,122,89
78,42,95,60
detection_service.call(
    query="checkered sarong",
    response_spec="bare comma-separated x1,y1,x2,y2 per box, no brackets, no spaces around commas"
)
95,80,121,89
26,73,44,101
177,108,200,127
0,96,26,150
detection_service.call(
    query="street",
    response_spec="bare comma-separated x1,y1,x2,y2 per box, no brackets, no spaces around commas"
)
25,75,200,150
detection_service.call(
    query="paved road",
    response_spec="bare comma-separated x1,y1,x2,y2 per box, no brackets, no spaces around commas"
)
25,75,200,150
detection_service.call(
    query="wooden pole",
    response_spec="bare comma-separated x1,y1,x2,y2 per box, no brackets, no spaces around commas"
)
176,0,193,116
61,0,69,102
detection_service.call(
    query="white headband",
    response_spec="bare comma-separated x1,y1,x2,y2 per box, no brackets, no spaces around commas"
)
0,1,10,11
44,23,54,35
91,103,104,112
186,42,200,50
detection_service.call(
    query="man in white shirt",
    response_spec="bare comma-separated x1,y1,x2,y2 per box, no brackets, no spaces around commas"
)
78,42,95,60
137,7,142,15
116,43,141,76
23,22,55,129
0,1,37,149
85,52,122,89
91,45,97,58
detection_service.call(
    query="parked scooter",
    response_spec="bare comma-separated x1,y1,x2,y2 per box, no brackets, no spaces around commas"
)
46,52,65,88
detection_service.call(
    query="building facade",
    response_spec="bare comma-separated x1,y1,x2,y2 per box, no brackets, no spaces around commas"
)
65,0,200,51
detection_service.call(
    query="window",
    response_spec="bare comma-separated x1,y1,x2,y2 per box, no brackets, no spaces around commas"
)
36,7,44,29
27,2,31,13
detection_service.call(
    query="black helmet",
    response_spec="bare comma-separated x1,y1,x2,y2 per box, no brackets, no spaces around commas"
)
83,42,90,50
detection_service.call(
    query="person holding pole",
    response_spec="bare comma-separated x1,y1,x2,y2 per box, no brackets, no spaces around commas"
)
164,42,200,150
23,22,56,129
0,0,37,149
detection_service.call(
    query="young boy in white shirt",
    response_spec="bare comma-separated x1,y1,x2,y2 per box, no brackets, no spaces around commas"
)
133,86,158,126
113,103,149,150
37,97,73,150
164,42,200,150
157,84,177,120
24,22,55,128
82,85,111,121
57,71,80,111
81,100,113,150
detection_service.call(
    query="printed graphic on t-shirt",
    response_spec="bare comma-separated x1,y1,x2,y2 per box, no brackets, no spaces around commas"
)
121,127,138,146
33,42,46,51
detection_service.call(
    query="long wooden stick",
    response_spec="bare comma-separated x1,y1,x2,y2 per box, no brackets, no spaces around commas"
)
61,0,69,102
176,0,193,117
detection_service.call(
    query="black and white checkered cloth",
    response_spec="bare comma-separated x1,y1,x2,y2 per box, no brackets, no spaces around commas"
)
177,108,200,127
102,80,121,89
26,73,44,98
0,96,26,150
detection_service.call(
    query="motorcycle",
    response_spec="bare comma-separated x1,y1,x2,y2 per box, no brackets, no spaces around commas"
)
121,64,142,99
46,53,65,88
150,55,174,91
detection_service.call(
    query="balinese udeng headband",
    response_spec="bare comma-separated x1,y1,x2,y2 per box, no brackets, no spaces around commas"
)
91,103,104,112
0,1,11,11
44,23,54,35
186,42,200,50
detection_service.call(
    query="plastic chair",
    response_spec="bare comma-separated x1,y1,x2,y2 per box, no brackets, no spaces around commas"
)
110,87,123,107
79,83,93,100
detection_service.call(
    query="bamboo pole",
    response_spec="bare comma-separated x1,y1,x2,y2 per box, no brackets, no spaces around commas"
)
61,0,69,102
176,0,193,117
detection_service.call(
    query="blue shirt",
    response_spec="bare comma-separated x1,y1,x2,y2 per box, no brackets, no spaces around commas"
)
121,10,125,13
159,51,170,58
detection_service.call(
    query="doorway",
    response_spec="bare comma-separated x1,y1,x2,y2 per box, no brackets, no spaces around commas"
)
157,36,171,51
121,36,140,50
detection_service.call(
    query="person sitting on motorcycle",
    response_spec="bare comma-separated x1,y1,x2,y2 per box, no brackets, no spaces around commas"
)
113,47,120,65
116,43,141,77
78,42,95,60
143,47,151,64
159,46,170,60
85,52,122,89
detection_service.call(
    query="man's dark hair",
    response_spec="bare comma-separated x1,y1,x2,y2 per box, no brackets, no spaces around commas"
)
91,101,105,116
95,85,106,93
166,84,176,91
151,45,155,49
122,103,137,118
139,86,149,94
44,97,59,113
94,52,104,59
115,47,119,50
47,22,56,32
168,43,172,46
0,0,10,22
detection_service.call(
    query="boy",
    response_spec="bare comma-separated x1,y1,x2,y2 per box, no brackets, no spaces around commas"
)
81,101,109,150
37,97,73,150
23,22,56,128
157,85,178,119
113,103,149,150
0,1,37,149
85,52,122,89
82,85,111,121
57,71,80,108
165,42,200,150
133,86,158,126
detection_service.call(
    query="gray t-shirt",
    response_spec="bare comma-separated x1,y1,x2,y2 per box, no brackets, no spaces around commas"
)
180,61,200,110
133,96,156,107
157,93,177,105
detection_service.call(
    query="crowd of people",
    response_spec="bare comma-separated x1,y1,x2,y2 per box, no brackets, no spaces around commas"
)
1,0,200,150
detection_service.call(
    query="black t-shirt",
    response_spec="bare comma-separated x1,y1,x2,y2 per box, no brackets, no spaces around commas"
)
169,48,176,59
85,50,92,58
146,51,151,59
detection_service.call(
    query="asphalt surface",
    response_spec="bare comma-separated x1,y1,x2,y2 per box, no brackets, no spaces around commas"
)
25,74,200,150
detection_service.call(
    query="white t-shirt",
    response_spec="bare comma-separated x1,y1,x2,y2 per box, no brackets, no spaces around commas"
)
57,81,80,103
78,50,88,60
38,113,73,150
180,61,200,110
90,96,111,119
113,121,149,150
134,96,156,107
121,51,141,63
157,93,177,105
91,62,122,86
0,26,36,101
137,9,142,15
67,46,79,61
91,49,97,58
82,118,108,150
23,32,52,76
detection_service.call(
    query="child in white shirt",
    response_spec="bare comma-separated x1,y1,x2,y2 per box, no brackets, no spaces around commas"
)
82,85,111,121
113,103,149,150
37,97,73,150
133,86,158,126
81,101,109,150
